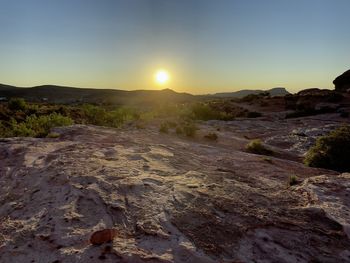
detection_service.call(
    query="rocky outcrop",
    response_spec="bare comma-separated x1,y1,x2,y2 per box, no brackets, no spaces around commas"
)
0,124,349,262
214,87,290,98
285,88,343,111
334,70,350,92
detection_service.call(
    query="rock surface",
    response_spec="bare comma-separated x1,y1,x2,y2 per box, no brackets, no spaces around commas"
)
0,123,349,262
334,69,350,92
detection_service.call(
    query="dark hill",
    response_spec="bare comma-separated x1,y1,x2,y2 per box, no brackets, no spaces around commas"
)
213,87,290,98
0,84,203,106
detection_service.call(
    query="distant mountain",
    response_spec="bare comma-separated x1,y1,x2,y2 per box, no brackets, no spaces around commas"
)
0,84,203,106
0,84,290,105
213,87,290,98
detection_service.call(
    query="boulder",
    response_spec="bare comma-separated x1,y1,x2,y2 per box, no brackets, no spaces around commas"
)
90,229,117,245
333,70,350,92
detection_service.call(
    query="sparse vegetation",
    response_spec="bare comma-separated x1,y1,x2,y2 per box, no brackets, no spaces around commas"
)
304,125,350,172
81,104,139,127
239,92,269,103
182,123,198,137
285,110,312,119
166,121,177,128
288,175,299,186
246,139,273,155
47,132,60,138
262,157,273,163
204,132,218,141
159,122,169,133
285,107,337,119
0,113,73,138
8,98,27,111
340,111,349,118
247,111,262,118
175,127,183,135
190,103,233,121
135,122,146,129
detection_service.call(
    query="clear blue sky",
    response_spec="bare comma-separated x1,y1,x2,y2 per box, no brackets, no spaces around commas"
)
0,0,349,94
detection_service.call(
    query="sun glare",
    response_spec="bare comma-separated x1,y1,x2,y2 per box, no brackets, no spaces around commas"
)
155,70,170,85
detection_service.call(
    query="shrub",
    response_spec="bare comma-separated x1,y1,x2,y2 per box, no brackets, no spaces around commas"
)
47,132,60,138
262,157,273,163
190,103,231,121
285,106,336,119
246,139,273,155
260,101,269,107
10,120,36,137
285,109,316,119
0,113,73,138
340,111,349,118
135,122,145,129
240,94,260,103
175,127,183,135
25,113,73,137
247,111,262,118
81,105,137,127
191,103,218,120
183,123,197,137
304,125,350,172
327,92,343,103
166,121,177,128
159,123,169,133
204,132,218,141
8,98,27,111
288,175,298,186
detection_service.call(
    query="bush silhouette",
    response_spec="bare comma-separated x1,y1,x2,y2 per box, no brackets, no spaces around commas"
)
204,132,218,141
159,122,169,133
8,98,27,111
183,123,197,137
288,175,299,186
246,139,273,155
304,125,350,172
1,113,73,138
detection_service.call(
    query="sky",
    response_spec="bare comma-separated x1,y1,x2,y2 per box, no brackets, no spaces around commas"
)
0,0,349,94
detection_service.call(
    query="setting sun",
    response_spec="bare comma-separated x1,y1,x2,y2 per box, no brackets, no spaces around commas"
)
155,70,170,85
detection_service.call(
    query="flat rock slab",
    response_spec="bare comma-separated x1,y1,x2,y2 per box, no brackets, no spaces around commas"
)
0,124,349,262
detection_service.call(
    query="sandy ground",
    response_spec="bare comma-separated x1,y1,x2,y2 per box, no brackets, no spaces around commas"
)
0,116,350,262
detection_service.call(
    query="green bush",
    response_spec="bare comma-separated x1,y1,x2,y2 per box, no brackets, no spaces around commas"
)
262,157,273,163
46,132,60,138
204,132,218,141
288,175,299,186
166,121,177,128
247,111,262,118
9,119,36,137
8,98,27,111
183,123,198,137
246,139,273,155
25,113,73,137
304,125,350,172
159,123,169,133
0,113,73,138
81,105,137,127
190,103,232,121
175,127,183,135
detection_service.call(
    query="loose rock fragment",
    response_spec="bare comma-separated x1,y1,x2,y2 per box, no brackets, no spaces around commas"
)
90,229,117,245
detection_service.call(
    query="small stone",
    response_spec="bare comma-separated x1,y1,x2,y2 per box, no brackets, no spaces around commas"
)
90,229,116,245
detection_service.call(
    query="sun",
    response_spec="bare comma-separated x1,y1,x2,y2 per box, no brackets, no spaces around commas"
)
155,70,170,85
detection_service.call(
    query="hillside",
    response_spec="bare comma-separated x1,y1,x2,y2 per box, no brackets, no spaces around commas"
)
213,87,290,98
0,84,293,105
0,84,202,105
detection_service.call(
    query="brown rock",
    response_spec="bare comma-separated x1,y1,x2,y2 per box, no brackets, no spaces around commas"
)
333,69,350,92
89,229,116,245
